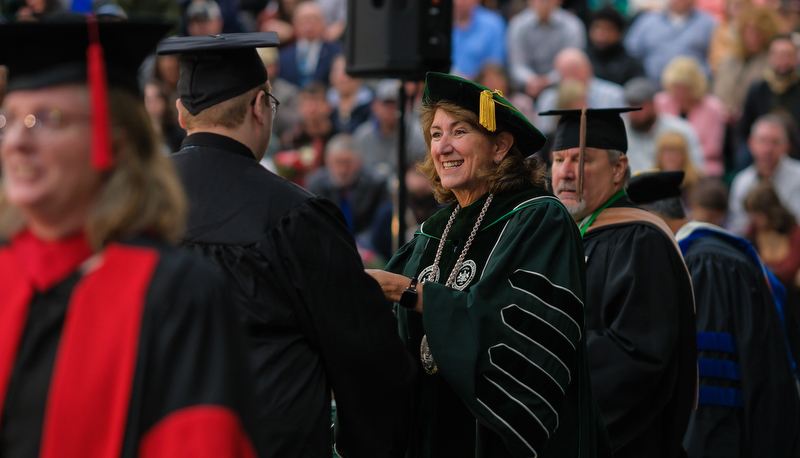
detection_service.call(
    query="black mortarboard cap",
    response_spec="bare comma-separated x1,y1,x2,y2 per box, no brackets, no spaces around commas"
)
0,17,173,94
627,170,685,205
157,32,279,115
423,72,546,154
538,107,640,153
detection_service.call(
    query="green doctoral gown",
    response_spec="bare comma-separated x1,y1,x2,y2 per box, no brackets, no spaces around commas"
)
386,188,612,458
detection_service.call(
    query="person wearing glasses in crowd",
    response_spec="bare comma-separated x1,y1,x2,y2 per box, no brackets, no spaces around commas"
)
157,33,416,458
0,18,263,456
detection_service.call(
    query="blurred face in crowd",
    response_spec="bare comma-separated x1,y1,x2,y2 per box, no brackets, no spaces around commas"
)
476,67,509,94
144,83,166,123
554,49,592,84
0,84,104,235
371,98,398,129
768,38,799,76
293,2,326,41
530,0,560,21
627,100,657,132
156,55,180,89
670,0,694,15
453,0,480,22
552,147,627,220
589,19,622,50
657,146,686,171
298,91,331,123
741,22,767,55
327,147,361,188
749,120,789,178
330,57,361,98
187,14,223,37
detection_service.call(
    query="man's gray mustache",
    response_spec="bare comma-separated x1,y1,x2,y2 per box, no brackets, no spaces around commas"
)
555,183,577,193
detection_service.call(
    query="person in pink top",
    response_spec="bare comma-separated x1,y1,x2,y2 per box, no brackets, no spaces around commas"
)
655,56,727,176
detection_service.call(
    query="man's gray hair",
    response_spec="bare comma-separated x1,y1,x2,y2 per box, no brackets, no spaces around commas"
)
325,133,361,159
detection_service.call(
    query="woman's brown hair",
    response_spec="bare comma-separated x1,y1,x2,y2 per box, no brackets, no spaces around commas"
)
417,101,547,204
743,181,796,234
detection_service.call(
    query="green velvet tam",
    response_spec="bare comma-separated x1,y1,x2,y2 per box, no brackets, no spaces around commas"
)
422,72,547,155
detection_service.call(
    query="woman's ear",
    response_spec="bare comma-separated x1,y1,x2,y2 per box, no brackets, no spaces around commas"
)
493,131,514,163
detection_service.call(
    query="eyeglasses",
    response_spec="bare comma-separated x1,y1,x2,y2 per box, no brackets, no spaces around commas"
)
251,91,280,118
0,109,90,135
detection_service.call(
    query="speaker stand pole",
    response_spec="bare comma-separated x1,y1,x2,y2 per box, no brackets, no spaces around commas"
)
393,80,409,253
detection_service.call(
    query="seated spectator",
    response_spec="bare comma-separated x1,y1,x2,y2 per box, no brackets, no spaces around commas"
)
624,0,717,84
744,181,800,293
736,35,800,171
712,5,780,122
278,0,342,88
586,6,646,87
353,79,428,177
729,113,800,235
624,76,705,173
688,177,730,226
143,80,186,153
185,0,225,36
307,133,390,240
275,81,336,185
327,54,372,134
451,0,507,79
507,0,586,100
656,56,727,176
536,47,626,136
475,63,537,126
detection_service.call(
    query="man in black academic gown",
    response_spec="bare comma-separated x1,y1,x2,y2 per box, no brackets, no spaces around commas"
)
628,170,800,458
542,108,697,458
157,34,417,458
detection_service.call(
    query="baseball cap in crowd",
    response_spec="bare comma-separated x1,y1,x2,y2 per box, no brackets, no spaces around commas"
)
157,32,280,115
374,79,400,102
624,77,659,104
185,0,221,22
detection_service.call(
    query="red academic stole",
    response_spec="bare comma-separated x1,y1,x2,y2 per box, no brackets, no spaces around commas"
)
0,235,158,458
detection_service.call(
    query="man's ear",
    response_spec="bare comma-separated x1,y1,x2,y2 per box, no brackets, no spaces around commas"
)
176,99,187,129
252,90,267,125
493,131,514,163
612,154,628,184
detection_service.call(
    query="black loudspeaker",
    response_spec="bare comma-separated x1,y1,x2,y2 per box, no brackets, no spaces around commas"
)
345,0,452,80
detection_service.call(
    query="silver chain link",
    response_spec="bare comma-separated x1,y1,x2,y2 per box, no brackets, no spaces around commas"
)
428,194,494,287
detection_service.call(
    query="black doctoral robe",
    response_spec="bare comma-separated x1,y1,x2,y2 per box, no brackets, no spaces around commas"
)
0,234,261,458
677,223,800,457
172,132,417,458
583,197,697,458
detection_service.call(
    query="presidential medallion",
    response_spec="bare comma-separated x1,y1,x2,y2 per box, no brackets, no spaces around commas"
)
452,260,477,291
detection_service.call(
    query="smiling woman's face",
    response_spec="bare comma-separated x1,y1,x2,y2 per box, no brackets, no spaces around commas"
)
429,108,505,206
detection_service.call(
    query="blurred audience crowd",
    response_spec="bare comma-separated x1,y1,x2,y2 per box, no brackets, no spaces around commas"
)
2,0,800,303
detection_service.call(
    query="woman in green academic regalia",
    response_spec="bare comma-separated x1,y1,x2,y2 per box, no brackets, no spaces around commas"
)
366,72,612,458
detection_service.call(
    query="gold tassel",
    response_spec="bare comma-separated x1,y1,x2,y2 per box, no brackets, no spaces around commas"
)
479,89,497,132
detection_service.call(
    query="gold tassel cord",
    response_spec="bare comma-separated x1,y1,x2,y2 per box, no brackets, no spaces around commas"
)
479,90,497,132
